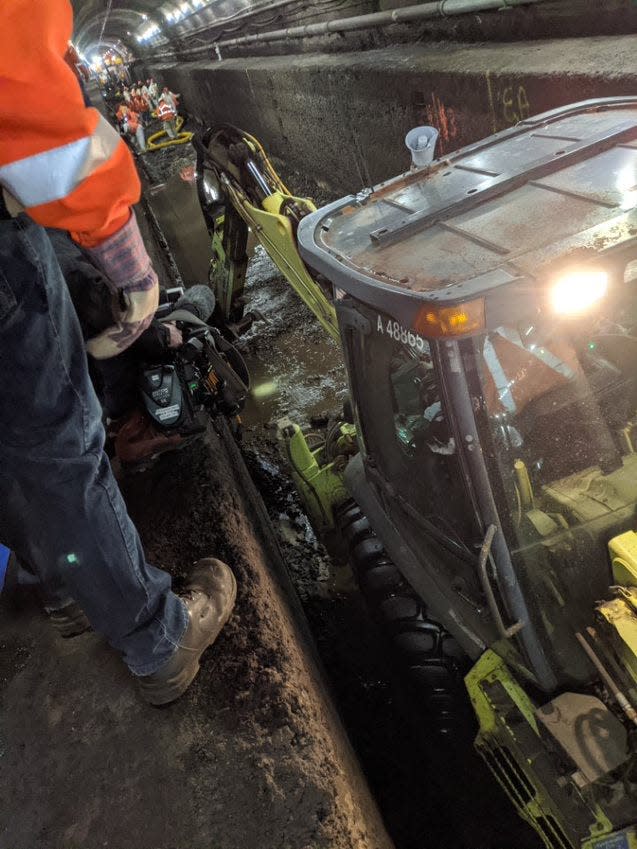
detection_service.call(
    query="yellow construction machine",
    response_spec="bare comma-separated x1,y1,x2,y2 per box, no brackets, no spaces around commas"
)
194,100,637,849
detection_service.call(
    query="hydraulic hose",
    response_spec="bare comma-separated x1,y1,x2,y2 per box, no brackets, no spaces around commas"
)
146,116,193,152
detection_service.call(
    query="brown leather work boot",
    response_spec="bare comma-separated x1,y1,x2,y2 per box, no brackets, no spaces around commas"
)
47,600,91,638
138,558,237,706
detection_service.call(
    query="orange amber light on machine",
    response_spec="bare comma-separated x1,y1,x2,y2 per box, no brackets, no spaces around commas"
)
413,298,485,338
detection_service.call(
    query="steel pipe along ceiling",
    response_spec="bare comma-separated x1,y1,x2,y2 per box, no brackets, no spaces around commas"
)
213,0,551,50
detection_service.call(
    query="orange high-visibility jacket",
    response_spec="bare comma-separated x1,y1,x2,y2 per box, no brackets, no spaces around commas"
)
126,111,140,133
157,101,177,122
0,0,141,248
132,94,149,113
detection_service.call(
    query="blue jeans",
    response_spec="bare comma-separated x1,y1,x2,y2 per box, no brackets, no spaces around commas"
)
0,214,188,676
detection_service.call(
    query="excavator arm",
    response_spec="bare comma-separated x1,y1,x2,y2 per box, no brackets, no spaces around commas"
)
194,125,339,342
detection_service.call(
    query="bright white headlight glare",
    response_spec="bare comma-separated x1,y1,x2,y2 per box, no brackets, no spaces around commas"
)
549,269,609,316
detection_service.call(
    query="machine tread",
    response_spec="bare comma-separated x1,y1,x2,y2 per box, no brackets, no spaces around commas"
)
336,500,469,735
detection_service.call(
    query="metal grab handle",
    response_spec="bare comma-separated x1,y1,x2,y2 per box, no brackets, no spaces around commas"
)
478,524,524,640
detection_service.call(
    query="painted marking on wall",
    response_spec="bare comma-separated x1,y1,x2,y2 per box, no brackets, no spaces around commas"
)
486,71,531,133
412,91,459,151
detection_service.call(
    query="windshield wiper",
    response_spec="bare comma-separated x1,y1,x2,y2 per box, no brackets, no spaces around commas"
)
366,463,477,567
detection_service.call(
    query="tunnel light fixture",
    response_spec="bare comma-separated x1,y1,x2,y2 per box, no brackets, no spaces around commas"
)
163,0,201,24
137,22,162,42
549,269,609,317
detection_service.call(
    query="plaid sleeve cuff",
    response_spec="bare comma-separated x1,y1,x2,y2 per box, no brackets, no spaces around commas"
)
84,212,155,291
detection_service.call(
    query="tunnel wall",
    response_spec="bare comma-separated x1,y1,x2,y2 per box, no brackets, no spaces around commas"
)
150,35,637,196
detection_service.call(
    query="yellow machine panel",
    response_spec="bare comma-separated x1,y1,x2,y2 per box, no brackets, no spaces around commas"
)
609,531,637,587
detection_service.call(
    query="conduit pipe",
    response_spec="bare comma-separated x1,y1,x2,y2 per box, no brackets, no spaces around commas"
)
148,0,348,58
147,0,367,60
213,0,551,52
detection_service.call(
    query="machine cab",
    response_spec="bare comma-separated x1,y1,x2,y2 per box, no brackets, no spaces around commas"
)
298,98,637,694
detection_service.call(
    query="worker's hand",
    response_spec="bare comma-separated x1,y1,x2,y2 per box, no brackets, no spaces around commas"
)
84,213,160,359
86,284,159,359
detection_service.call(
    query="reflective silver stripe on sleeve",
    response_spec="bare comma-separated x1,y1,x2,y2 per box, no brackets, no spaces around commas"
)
483,335,516,413
0,114,121,208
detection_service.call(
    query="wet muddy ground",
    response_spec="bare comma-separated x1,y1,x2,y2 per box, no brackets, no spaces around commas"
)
142,141,541,849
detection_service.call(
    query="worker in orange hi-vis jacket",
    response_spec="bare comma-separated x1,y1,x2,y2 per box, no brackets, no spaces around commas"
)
0,0,236,706
157,94,179,139
116,102,147,154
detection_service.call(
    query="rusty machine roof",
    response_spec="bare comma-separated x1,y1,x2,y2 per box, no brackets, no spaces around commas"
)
298,99,637,313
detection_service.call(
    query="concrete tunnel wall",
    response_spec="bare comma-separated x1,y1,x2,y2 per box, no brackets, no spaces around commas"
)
145,34,637,197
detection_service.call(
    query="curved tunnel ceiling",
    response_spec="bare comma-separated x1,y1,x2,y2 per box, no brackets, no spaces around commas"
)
72,0,218,57
72,1,166,57
72,0,275,59
75,15,145,56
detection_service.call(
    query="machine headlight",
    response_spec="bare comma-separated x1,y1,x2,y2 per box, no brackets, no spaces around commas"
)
550,270,609,316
